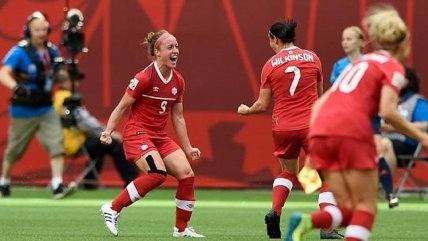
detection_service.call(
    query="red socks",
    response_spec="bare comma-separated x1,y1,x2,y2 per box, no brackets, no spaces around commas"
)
175,176,196,231
272,172,297,215
345,210,374,241
111,173,166,212
311,205,352,229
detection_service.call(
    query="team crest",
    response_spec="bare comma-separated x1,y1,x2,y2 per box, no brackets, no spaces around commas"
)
141,144,148,151
171,87,177,95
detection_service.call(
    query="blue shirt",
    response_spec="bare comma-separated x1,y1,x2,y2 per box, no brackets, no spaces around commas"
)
330,56,351,84
3,42,60,118
402,92,428,147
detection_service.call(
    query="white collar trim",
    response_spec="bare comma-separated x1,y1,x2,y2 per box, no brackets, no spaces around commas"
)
154,61,172,84
280,46,299,52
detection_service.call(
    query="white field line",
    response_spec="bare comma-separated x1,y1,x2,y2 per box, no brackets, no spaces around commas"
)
0,198,427,211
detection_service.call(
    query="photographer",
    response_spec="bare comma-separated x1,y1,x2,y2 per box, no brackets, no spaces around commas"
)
54,75,139,189
0,11,76,198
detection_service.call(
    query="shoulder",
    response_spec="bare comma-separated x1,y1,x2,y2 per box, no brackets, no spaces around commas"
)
135,64,155,82
416,95,428,106
3,43,27,63
336,57,350,66
173,69,184,81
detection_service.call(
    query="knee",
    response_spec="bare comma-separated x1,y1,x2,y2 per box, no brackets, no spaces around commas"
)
177,169,195,180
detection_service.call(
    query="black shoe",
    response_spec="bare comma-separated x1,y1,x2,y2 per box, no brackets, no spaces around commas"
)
320,229,344,239
0,184,10,197
387,194,399,209
265,209,281,239
52,182,77,199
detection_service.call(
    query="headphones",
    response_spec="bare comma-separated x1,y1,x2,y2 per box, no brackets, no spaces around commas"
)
22,11,51,39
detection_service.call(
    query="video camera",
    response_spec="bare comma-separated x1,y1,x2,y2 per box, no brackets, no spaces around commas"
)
62,8,85,57
59,8,86,127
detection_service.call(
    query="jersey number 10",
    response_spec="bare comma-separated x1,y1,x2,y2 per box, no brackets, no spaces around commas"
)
331,62,369,93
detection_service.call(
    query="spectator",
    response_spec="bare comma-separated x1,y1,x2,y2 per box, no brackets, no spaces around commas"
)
53,75,139,189
382,66,428,167
99,30,204,238
0,11,76,199
330,26,364,84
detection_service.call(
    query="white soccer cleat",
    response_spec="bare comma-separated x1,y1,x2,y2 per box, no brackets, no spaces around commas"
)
173,227,205,238
100,202,120,236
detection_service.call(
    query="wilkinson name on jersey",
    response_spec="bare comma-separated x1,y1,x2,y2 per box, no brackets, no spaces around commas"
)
271,53,314,67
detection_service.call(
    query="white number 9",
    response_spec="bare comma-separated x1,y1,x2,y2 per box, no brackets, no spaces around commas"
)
159,101,168,114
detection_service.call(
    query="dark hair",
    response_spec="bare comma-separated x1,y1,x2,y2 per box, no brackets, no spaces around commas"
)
269,19,297,43
400,65,420,96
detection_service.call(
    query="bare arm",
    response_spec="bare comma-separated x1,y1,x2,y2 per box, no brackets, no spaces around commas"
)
237,88,272,115
0,65,18,90
100,92,135,144
379,86,428,147
171,102,200,160
381,121,428,133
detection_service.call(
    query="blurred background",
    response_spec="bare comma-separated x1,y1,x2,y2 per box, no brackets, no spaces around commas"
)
0,0,427,188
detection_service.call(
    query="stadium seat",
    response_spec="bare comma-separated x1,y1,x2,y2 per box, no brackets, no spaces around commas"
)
64,145,104,188
395,143,428,200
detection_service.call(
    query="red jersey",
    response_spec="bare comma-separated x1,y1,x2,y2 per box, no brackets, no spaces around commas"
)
310,51,405,141
261,46,322,131
124,62,185,137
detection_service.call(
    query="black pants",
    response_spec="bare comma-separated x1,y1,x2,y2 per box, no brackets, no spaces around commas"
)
83,136,139,187
391,139,417,167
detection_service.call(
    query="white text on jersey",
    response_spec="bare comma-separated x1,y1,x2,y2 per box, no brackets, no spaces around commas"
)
271,53,314,68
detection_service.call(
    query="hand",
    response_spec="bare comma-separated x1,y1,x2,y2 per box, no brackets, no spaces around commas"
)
13,84,30,98
186,147,201,161
237,104,250,115
100,131,113,145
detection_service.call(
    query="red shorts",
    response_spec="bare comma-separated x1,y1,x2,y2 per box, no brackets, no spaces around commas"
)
123,133,180,162
309,136,377,171
272,129,309,159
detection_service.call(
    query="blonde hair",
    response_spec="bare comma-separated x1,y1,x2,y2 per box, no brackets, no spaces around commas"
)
143,29,168,58
363,5,408,50
344,26,364,41
343,26,364,51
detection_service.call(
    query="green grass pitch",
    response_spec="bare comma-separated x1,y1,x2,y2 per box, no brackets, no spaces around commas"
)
0,188,427,240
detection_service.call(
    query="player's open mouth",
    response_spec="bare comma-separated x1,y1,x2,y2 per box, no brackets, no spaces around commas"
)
170,56,178,63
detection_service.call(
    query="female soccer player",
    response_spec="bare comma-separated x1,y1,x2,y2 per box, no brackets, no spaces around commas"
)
332,25,399,209
285,5,428,241
99,30,204,238
238,19,342,239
